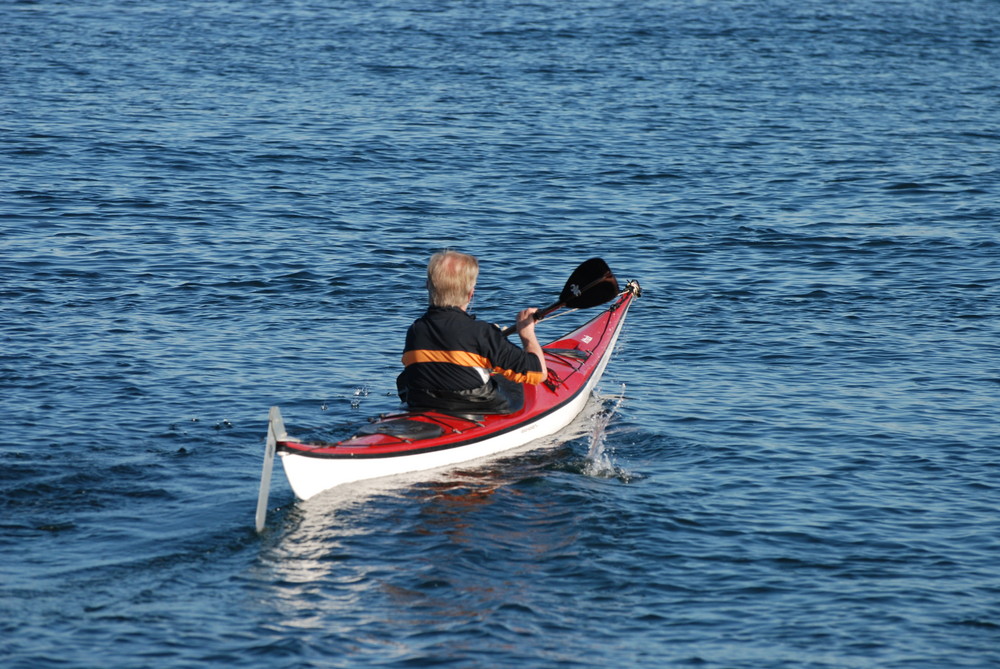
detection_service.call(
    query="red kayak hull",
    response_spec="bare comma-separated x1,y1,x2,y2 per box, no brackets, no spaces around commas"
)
269,281,639,499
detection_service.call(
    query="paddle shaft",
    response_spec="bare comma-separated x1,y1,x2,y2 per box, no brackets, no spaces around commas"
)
500,268,615,337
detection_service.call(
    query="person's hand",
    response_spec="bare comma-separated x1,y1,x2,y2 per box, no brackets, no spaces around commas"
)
516,308,538,337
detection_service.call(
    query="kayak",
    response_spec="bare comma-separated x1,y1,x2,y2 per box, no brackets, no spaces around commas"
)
254,264,639,530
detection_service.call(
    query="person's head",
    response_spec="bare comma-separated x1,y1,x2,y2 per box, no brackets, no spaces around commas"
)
427,250,478,308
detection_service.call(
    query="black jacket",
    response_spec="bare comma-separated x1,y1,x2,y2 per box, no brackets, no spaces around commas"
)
397,307,544,412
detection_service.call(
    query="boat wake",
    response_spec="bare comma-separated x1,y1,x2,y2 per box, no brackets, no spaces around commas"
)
582,384,633,482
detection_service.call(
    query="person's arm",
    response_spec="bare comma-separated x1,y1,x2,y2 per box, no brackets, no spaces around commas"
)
516,307,547,382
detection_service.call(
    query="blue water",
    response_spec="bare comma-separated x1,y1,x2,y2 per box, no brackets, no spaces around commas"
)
3,0,999,666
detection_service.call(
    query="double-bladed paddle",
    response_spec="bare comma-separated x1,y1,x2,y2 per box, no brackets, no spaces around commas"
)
501,257,619,336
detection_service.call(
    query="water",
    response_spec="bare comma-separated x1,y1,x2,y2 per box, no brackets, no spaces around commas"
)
2,0,998,666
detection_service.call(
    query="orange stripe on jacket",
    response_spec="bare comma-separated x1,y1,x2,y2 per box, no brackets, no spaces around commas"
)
402,349,546,385
493,366,546,385
402,349,490,368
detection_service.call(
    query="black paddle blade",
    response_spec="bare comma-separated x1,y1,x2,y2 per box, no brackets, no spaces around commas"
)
560,257,618,309
500,258,620,336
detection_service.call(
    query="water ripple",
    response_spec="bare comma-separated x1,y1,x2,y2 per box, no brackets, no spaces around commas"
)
2,0,999,667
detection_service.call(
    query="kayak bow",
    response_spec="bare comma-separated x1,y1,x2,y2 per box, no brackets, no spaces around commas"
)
256,279,640,524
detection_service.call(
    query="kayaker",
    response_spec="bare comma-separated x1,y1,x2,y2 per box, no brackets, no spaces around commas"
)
397,250,548,414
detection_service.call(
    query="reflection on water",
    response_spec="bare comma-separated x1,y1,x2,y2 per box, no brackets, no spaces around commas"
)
255,411,608,643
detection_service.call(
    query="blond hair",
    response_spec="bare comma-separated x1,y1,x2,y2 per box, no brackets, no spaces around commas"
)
427,250,478,307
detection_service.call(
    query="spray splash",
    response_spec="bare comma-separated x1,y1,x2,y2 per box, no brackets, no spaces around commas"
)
583,384,629,480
